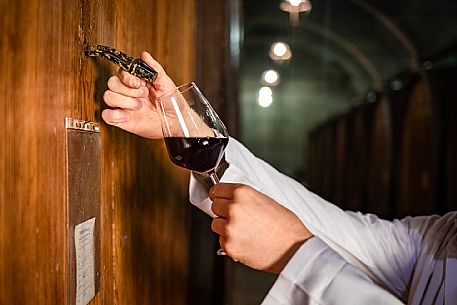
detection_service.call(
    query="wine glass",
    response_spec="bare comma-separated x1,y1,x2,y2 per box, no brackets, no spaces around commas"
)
156,82,229,185
157,82,229,256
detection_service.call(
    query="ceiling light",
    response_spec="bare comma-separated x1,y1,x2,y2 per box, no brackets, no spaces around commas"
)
280,0,312,26
269,42,292,61
259,86,273,97
273,43,287,56
258,87,273,107
262,70,280,86
289,0,302,6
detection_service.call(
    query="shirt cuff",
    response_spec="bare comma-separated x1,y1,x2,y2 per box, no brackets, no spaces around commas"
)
262,237,346,305
189,138,262,217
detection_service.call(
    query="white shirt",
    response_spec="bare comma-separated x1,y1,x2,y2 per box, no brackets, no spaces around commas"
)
189,138,457,305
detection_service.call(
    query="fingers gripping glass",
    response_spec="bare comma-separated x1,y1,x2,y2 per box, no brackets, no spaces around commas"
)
157,82,229,256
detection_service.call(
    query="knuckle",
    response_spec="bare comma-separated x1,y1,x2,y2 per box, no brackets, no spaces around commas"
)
103,90,111,102
233,184,249,197
212,205,220,216
240,184,252,192
211,218,224,234
107,76,118,89
130,87,147,99
229,204,239,216
211,183,219,193
219,236,227,250
129,76,140,88
118,69,128,79
223,238,235,253
210,204,216,214
210,184,222,198
211,199,218,210
121,71,133,85
220,235,228,247
141,86,149,96
224,223,233,237
225,206,232,218
211,220,217,233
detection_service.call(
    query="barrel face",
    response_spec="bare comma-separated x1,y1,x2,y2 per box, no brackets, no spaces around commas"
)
317,126,327,196
309,127,322,194
446,94,457,212
428,68,457,213
307,130,315,187
398,78,438,217
322,121,336,201
334,115,348,206
308,114,350,208
345,105,368,212
309,123,334,201
307,120,342,203
366,95,393,218
1,1,199,304
307,69,455,219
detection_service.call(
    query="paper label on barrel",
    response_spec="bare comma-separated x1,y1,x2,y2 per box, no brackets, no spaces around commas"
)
74,218,96,305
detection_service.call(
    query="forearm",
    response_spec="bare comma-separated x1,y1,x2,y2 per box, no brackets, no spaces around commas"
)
189,137,416,297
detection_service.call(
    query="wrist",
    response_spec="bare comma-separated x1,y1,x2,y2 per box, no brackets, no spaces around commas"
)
268,230,314,275
277,235,314,274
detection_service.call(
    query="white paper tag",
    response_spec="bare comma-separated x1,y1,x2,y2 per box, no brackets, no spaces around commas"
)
74,218,96,305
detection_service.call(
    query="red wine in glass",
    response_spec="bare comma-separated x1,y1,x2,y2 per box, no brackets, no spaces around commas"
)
164,137,229,173
157,82,229,186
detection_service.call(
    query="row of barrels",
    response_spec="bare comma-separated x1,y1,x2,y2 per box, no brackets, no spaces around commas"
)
307,67,457,219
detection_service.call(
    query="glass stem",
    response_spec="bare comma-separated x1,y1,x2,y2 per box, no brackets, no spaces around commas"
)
208,172,220,186
207,171,225,256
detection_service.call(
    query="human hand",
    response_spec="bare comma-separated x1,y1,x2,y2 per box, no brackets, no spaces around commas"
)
101,51,177,139
210,183,313,274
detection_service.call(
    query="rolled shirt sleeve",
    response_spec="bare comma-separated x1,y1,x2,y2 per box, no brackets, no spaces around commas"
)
262,237,404,305
189,137,418,301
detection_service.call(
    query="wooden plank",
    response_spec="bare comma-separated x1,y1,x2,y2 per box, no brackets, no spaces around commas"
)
109,1,194,304
344,105,368,212
1,0,195,304
366,95,394,219
1,0,70,303
398,77,438,217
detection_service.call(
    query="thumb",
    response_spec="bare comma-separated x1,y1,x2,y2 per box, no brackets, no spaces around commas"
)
140,51,177,93
141,51,166,75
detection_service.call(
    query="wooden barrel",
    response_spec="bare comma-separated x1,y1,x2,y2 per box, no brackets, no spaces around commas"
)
386,74,416,219
307,128,318,190
307,121,338,202
308,125,326,195
426,67,457,213
344,104,369,212
321,120,336,202
308,114,348,208
333,114,348,207
1,0,197,304
397,73,440,217
366,94,394,219
445,79,457,212
445,72,457,212
308,122,332,200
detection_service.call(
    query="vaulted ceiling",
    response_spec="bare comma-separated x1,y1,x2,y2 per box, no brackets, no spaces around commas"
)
239,0,457,177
